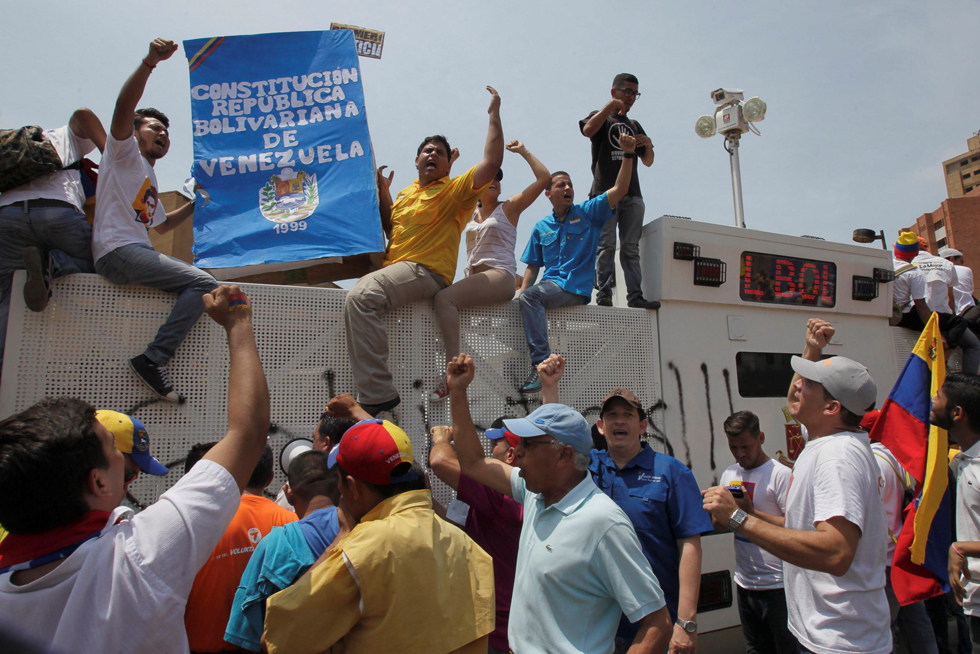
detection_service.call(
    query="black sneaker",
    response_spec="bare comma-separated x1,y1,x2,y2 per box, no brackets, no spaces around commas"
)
520,369,541,393
23,246,51,312
596,296,613,307
628,297,661,310
360,396,401,417
129,354,181,403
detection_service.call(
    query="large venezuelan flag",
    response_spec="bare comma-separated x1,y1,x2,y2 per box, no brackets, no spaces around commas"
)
871,314,951,605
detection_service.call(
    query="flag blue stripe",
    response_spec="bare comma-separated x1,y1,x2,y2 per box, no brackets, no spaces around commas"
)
889,354,932,425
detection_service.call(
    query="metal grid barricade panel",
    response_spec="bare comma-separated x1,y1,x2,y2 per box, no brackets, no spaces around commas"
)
2,273,662,509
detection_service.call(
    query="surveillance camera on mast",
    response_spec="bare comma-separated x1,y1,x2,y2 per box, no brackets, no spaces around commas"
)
711,88,744,106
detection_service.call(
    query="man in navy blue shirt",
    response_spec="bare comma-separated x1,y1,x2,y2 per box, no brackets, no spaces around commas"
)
517,134,637,394
540,356,712,654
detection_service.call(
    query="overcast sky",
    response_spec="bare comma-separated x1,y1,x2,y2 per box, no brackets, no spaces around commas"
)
3,0,978,284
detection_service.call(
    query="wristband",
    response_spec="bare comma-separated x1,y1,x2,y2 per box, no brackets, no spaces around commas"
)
953,543,966,558
623,152,636,159
228,293,250,311
142,59,156,70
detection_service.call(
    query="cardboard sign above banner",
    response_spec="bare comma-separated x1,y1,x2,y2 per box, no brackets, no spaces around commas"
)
183,30,384,272
329,23,385,59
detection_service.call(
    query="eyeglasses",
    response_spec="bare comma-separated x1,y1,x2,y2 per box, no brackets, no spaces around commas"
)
124,467,140,485
521,438,558,450
615,88,641,98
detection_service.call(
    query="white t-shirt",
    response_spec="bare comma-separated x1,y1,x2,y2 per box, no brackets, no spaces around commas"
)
0,459,240,653
871,441,909,563
784,426,891,654
720,459,791,590
92,133,166,262
0,125,94,212
953,264,975,314
912,252,957,314
892,258,926,314
954,440,980,616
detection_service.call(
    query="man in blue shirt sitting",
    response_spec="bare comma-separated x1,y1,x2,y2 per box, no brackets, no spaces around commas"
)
517,134,637,394
540,354,713,654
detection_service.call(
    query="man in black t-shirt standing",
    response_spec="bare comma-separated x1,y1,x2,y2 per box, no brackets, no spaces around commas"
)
580,73,659,310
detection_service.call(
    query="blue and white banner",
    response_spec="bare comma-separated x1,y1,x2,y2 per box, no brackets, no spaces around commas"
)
184,30,383,269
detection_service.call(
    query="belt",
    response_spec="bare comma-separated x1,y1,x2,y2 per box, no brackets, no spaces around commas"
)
10,199,76,210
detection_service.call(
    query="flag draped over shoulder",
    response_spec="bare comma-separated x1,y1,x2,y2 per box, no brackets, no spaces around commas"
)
871,314,951,605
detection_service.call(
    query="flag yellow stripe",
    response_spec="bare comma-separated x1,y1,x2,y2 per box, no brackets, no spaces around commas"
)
188,37,221,69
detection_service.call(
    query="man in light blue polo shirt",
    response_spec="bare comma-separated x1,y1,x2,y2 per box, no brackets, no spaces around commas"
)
516,134,637,394
445,353,672,654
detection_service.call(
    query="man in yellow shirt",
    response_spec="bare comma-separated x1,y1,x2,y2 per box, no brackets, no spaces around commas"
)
344,87,504,415
263,397,495,654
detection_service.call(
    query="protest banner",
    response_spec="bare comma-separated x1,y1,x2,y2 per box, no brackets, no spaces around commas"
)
329,23,385,59
184,30,383,274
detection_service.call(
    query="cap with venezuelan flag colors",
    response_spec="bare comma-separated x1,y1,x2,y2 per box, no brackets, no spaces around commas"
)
336,419,417,485
96,410,169,476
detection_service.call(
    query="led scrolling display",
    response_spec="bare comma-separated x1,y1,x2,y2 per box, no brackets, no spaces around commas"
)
740,251,836,307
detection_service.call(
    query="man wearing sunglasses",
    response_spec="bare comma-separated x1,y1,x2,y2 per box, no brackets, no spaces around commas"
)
580,73,658,310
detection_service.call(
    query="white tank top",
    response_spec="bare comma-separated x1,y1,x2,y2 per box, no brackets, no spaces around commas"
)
463,204,517,277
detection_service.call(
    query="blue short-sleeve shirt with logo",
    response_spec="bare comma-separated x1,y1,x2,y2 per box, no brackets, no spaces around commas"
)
589,443,713,625
520,193,613,298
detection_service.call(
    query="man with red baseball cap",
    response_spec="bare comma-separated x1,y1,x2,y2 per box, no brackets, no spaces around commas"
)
429,418,524,654
263,408,495,654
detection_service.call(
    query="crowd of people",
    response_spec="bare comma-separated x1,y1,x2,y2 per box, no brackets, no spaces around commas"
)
3,38,980,654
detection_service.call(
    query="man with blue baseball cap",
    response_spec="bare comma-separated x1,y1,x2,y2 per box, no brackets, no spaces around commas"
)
96,410,168,486
446,353,672,654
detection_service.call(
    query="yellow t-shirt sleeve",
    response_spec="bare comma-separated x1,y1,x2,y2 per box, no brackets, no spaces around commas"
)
263,549,361,654
446,166,492,225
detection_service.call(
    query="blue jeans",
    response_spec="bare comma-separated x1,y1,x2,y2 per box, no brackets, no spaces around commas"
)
595,195,644,302
0,202,95,371
95,244,218,365
737,585,799,654
519,280,588,364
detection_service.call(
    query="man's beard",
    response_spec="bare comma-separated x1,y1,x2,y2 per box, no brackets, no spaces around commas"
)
932,406,955,432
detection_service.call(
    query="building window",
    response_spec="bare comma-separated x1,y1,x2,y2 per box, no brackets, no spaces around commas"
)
966,172,973,179
963,160,971,167
935,219,945,229
967,186,975,193
938,238,948,248
973,156,980,162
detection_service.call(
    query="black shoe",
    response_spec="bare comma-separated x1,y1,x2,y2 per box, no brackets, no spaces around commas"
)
628,297,661,310
23,246,51,312
596,296,613,307
129,354,182,403
360,396,401,417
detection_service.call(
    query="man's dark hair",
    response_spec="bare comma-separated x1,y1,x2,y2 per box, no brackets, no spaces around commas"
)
336,462,427,500
724,411,761,439
134,107,170,130
416,135,451,158
0,398,105,534
494,168,503,182
185,442,217,475
821,388,870,429
317,415,356,447
247,444,275,489
613,73,639,88
288,450,338,505
548,171,571,191
944,373,980,432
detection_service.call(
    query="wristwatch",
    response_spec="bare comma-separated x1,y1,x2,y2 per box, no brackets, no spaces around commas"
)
729,508,748,532
675,618,697,633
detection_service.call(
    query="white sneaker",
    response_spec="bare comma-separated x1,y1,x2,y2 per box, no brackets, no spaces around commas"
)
429,374,450,402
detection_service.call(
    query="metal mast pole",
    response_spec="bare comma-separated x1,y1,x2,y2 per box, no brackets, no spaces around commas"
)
726,132,745,228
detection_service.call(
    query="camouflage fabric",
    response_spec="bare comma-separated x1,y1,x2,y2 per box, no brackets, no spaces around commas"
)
0,126,64,192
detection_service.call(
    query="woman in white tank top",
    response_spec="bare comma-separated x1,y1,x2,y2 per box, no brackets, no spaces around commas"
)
430,140,551,401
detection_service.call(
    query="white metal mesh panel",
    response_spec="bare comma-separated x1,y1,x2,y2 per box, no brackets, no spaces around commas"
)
2,273,661,509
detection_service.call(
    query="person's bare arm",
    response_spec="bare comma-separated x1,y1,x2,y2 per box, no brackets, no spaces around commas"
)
581,99,627,138
605,134,636,209
501,140,551,225
628,606,672,654
154,199,194,234
69,108,106,153
429,426,461,490
538,354,565,404
787,319,833,412
669,536,702,654
325,394,373,422
201,286,271,492
704,486,860,575
635,134,654,167
519,265,540,294
377,166,394,239
950,541,980,604
111,39,178,141
448,354,514,496
472,86,504,190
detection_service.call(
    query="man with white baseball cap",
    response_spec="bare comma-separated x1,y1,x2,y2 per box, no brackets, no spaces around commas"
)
445,353,672,654
940,247,976,316
703,318,891,654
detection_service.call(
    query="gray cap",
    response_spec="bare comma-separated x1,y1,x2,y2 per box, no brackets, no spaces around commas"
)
790,356,877,415
504,404,593,456
939,247,963,259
